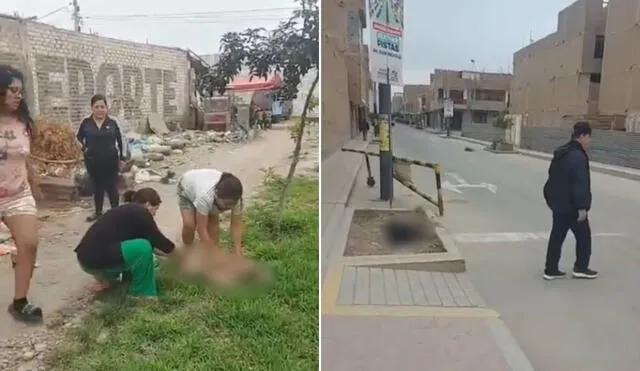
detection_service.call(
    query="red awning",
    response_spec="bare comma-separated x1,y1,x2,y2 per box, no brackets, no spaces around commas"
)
227,73,283,92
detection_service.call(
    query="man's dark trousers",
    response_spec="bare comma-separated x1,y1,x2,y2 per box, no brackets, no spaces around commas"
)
545,211,592,272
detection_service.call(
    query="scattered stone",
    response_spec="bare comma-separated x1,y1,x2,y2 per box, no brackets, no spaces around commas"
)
167,139,187,150
33,343,46,353
171,149,184,156
21,351,36,361
146,144,172,156
146,153,164,162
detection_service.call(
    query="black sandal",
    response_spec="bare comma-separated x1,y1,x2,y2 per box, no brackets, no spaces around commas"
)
8,302,43,324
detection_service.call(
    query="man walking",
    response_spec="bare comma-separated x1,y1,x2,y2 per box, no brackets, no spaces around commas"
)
358,105,370,141
543,122,598,280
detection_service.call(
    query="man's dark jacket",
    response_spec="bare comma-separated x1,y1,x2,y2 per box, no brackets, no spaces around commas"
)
543,140,591,213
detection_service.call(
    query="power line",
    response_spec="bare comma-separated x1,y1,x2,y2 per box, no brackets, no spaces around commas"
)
86,16,290,24
84,7,295,20
38,6,69,20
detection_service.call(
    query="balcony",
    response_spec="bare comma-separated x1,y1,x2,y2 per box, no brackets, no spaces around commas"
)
468,99,506,112
431,97,468,110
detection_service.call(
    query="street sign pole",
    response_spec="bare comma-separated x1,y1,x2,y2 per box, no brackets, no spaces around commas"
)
444,98,453,137
378,67,393,203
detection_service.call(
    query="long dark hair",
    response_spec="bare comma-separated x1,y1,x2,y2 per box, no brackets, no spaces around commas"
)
0,65,34,135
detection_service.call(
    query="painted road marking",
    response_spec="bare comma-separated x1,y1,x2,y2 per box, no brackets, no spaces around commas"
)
443,173,498,195
452,232,626,244
448,172,467,184
441,181,464,194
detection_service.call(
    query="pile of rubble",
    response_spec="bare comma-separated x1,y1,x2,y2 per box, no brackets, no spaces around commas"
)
35,124,260,201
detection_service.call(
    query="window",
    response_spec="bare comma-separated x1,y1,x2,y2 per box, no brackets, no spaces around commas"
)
594,35,605,59
475,89,506,102
590,73,601,83
437,88,444,99
472,111,488,124
449,90,464,100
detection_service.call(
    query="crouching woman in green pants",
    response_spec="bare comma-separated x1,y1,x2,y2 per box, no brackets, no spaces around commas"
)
74,188,178,300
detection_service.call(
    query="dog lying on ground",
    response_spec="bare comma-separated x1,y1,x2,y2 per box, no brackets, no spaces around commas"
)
176,242,272,289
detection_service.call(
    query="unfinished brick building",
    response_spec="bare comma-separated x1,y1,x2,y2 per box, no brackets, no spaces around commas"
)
0,14,191,133
511,0,606,130
402,84,431,113
321,0,370,159
511,0,640,168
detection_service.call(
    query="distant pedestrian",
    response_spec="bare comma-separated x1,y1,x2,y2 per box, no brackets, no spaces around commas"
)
358,105,369,141
76,94,126,222
543,121,597,280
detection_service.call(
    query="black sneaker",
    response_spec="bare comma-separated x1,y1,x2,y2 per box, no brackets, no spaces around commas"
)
572,268,598,279
8,302,43,324
86,212,102,222
543,270,567,280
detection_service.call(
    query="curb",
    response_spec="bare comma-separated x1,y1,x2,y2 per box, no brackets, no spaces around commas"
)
321,139,370,285
486,318,536,371
332,206,465,272
442,133,640,182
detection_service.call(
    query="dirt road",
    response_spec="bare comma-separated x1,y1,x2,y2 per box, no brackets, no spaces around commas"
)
0,123,318,369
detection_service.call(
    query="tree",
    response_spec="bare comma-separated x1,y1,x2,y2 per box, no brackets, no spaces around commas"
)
493,110,514,130
200,0,318,211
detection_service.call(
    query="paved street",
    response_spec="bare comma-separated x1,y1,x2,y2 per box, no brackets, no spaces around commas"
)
391,124,640,371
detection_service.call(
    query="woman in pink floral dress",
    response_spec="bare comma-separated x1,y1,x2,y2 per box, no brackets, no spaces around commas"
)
0,65,42,323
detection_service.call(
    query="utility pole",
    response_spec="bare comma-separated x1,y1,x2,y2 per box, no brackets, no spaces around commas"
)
377,1,394,204
72,0,81,32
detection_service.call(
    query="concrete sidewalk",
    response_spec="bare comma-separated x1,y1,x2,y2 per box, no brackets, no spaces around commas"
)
320,146,535,371
321,138,369,284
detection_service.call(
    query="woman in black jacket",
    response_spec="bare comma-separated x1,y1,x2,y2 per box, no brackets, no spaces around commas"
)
76,94,125,222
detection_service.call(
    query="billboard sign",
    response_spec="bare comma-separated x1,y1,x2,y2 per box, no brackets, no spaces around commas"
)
368,0,404,85
444,99,454,118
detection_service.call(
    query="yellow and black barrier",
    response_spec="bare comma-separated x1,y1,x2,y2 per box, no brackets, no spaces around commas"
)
341,148,445,216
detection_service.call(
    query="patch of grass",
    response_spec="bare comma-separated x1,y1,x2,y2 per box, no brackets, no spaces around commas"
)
48,176,319,371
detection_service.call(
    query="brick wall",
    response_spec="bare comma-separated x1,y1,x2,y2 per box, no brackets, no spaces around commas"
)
0,15,191,132
461,123,505,142
522,127,640,169
321,0,361,160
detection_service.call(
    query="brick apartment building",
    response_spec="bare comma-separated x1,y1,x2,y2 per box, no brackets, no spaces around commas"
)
403,84,431,113
321,0,370,159
509,0,640,169
511,0,607,129
425,69,511,133
598,0,640,125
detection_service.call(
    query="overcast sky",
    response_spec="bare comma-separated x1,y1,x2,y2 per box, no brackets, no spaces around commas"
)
3,0,577,86
2,0,296,55
400,0,578,84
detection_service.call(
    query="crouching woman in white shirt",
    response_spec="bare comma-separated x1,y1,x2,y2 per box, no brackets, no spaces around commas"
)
177,169,244,255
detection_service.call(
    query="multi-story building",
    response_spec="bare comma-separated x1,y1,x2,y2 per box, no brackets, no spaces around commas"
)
426,69,511,131
599,0,640,130
321,0,369,159
509,0,640,169
403,84,431,113
391,92,404,113
511,0,607,128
